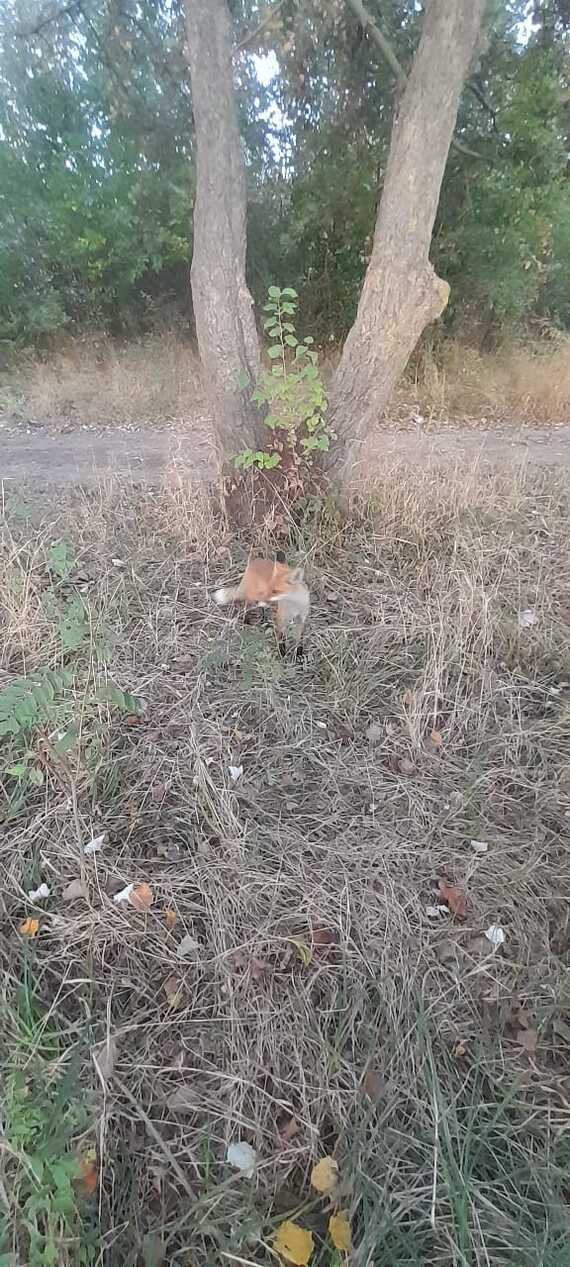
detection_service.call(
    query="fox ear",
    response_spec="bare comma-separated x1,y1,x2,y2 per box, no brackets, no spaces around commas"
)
289,565,304,583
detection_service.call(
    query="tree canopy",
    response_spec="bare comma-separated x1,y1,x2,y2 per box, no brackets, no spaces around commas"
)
1,0,569,346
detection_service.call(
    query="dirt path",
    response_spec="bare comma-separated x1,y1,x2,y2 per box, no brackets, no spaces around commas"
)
2,422,570,489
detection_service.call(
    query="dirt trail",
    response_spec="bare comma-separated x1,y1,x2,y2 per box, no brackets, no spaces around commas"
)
2,423,570,489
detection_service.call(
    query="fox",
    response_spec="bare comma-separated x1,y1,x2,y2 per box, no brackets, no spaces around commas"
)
214,551,309,658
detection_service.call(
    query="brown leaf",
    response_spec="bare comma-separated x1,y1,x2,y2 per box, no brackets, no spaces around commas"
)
165,908,177,930
311,927,338,950
516,1027,538,1054
62,878,87,902
76,1148,98,1198
278,1114,301,1143
125,714,140,727
362,1067,385,1103
438,880,466,920
163,975,184,1009
430,728,444,749
130,882,154,912
19,917,39,938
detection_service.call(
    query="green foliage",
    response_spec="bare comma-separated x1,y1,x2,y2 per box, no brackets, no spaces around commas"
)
1,974,95,1267
234,286,329,474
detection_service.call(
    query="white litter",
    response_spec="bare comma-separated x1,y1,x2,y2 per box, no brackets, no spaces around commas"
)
113,883,134,904
226,1141,257,1178
229,765,243,782
27,883,50,902
426,905,450,918
484,925,505,948
84,832,105,856
112,558,125,567
470,839,489,854
518,608,538,630
176,933,201,961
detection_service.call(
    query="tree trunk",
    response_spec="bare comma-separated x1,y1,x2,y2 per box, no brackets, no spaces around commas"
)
185,0,260,457
328,0,486,482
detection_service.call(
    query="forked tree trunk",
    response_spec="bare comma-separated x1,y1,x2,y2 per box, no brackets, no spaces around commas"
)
328,0,486,482
185,0,260,457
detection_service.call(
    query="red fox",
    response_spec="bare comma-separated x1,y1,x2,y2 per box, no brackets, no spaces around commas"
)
214,551,309,657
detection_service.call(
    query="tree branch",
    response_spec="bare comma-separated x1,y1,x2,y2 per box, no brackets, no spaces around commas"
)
345,0,406,91
345,0,486,160
16,0,82,38
235,0,289,55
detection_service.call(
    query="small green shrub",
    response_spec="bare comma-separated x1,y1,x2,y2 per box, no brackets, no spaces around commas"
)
234,286,329,475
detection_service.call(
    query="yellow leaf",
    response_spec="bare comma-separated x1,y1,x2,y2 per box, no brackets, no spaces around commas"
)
19,918,39,938
165,908,177,930
273,1220,313,1265
129,882,153,911
310,1155,339,1194
288,936,311,966
329,1214,351,1253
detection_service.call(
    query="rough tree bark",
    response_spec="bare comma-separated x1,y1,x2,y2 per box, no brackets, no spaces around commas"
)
328,0,487,482
185,0,260,456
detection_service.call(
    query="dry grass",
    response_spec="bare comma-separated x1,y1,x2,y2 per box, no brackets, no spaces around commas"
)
403,333,570,426
3,330,570,434
0,332,204,429
1,467,570,1265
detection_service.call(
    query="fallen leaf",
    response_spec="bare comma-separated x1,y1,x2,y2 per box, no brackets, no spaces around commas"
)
470,839,489,854
19,917,39,938
453,1039,468,1059
484,924,505,948
226,1140,257,1177
366,721,383,745
91,1035,116,1085
76,1148,98,1197
229,764,243,782
362,1067,385,1103
518,607,538,630
328,1214,351,1253
438,880,467,920
273,1220,313,1266
310,1155,339,1195
176,933,201,961
125,714,140,727
288,936,311,966
311,927,338,948
278,1114,301,1142
63,878,87,902
84,832,105,856
129,882,154,912
516,1027,538,1054
430,728,444,749
165,908,177,930
27,882,50,902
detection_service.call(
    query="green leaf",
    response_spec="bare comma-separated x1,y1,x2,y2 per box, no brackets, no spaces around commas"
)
304,336,314,345
5,763,28,777
263,317,277,329
268,327,281,339
268,285,281,298
237,370,250,390
284,335,298,347
281,288,298,298
264,453,281,468
282,322,295,333
29,767,45,787
281,302,296,314
267,346,282,359
263,302,277,312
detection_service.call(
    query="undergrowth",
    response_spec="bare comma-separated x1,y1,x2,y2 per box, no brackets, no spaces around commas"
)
1,467,570,1265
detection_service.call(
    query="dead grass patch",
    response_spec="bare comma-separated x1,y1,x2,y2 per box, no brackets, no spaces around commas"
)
1,468,570,1265
0,332,204,429
3,331,570,434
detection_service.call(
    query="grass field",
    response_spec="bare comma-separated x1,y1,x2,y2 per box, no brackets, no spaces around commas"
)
2,329,570,430
1,465,570,1266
